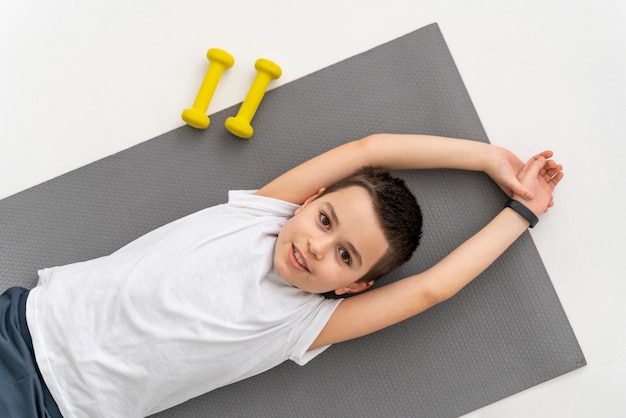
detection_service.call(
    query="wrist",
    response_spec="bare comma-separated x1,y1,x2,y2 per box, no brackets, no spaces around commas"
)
504,199,539,228
485,144,514,168
477,144,499,172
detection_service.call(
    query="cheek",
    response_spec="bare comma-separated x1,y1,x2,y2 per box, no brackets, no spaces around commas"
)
283,212,305,232
278,217,298,241
316,262,358,288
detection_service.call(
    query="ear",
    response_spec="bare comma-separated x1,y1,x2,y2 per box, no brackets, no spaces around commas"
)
294,188,326,215
334,280,374,296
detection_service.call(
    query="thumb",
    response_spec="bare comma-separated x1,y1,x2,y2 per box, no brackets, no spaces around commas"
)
509,179,534,200
515,156,546,199
526,155,546,178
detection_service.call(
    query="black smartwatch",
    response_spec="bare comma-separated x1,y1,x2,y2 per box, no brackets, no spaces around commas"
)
505,199,539,228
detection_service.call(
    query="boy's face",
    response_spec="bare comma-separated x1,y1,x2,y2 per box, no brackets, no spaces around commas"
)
274,186,389,295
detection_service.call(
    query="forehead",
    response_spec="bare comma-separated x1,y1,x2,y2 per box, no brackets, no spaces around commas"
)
320,185,372,205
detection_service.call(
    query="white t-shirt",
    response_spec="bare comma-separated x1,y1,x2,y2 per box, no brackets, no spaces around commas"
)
26,191,341,417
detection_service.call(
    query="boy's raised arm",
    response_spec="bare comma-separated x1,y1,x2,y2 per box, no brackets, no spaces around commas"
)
256,134,533,205
310,153,563,350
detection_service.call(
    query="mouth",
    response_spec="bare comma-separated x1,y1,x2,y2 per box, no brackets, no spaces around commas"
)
290,244,310,272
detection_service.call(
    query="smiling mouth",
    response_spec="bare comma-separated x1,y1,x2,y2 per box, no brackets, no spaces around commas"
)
291,244,309,272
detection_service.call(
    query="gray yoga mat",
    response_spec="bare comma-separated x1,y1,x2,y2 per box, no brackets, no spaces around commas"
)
0,24,584,417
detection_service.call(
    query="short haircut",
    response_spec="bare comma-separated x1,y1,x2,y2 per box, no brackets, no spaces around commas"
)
319,167,423,294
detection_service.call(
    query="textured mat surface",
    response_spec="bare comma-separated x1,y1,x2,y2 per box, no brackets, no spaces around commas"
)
0,24,585,417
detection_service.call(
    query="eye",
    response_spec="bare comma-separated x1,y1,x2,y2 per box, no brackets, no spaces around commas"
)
319,212,331,229
339,248,352,265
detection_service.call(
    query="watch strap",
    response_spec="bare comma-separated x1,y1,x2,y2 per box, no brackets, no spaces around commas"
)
505,199,539,228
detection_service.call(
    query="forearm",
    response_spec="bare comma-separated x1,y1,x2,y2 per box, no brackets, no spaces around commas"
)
363,133,494,172
257,133,514,205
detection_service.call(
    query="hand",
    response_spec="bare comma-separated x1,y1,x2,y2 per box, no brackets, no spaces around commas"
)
512,152,564,216
483,146,540,199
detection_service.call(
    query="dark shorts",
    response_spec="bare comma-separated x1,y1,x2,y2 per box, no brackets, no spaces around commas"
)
0,287,63,418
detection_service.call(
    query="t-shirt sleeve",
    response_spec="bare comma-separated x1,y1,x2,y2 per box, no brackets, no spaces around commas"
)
289,298,343,366
228,190,299,218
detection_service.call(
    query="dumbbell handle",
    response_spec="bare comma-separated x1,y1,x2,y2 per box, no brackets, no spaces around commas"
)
192,56,229,109
225,58,282,138
182,48,234,129
237,65,277,119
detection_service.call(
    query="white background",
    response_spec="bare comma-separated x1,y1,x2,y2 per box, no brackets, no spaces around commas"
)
1,1,624,416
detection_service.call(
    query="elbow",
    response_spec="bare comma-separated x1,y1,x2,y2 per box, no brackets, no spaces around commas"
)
406,282,451,316
422,281,457,308
360,133,388,149
357,134,386,168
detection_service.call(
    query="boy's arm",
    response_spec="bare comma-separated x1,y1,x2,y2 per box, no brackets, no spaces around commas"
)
310,154,563,350
256,134,534,205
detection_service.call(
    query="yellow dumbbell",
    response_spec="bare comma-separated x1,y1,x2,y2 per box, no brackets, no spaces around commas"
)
182,48,234,129
225,58,282,139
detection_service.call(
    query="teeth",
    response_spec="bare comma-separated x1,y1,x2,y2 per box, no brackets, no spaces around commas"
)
294,247,306,269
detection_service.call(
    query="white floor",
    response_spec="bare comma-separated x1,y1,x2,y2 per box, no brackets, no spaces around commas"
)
1,1,624,416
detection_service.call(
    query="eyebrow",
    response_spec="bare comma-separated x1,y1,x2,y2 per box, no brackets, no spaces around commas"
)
324,202,363,267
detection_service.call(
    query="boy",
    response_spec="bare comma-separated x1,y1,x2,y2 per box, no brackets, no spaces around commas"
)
0,134,562,417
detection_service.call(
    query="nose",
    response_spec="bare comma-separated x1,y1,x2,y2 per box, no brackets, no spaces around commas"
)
308,236,332,260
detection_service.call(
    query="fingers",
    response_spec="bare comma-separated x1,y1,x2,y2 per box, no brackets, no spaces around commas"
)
525,155,546,179
550,171,564,187
533,150,563,186
540,160,561,174
536,150,554,159
542,160,564,187
540,166,558,183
